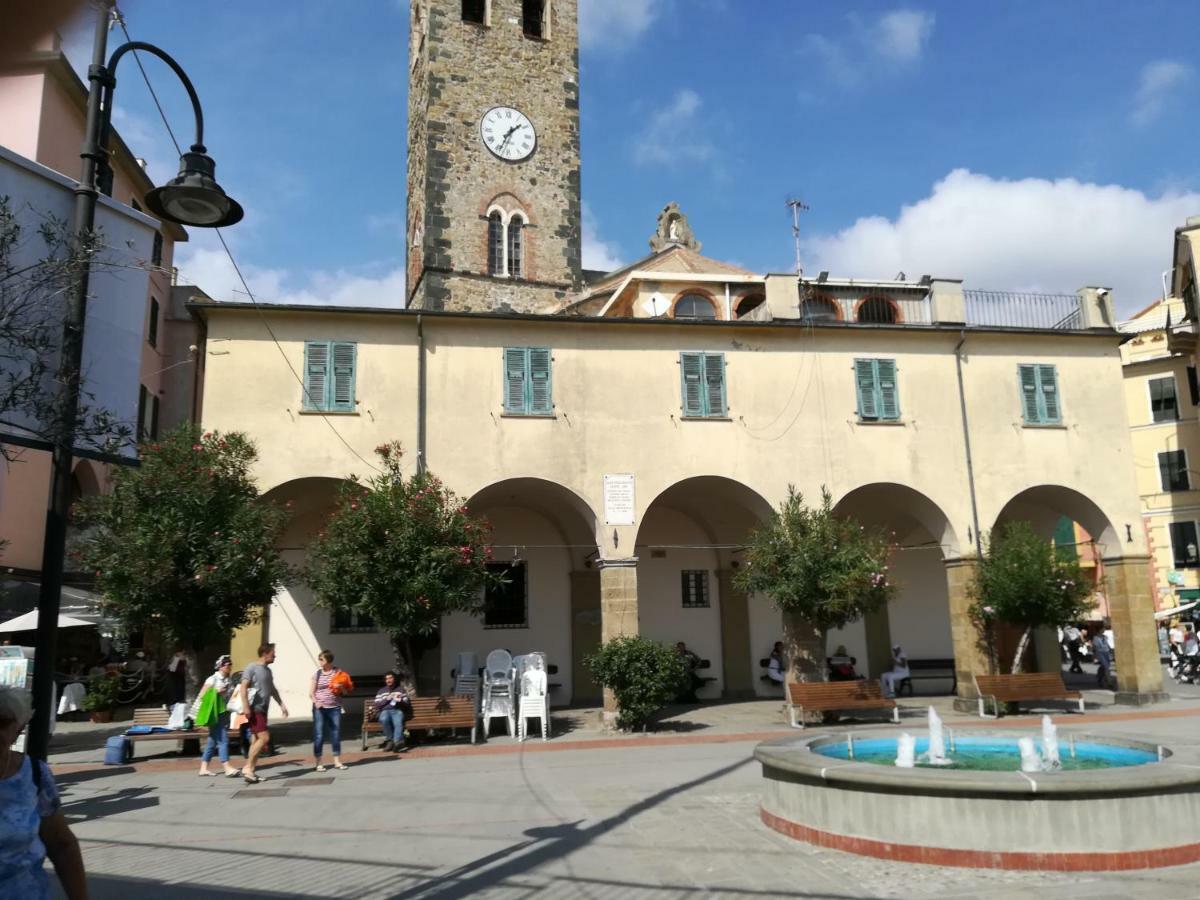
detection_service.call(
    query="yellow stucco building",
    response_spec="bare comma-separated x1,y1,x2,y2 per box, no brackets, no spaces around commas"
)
200,0,1166,716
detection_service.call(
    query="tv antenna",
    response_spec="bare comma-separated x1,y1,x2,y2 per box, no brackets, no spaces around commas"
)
786,197,809,277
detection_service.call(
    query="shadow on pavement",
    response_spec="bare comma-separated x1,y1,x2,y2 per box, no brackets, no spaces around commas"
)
61,786,159,822
77,874,315,898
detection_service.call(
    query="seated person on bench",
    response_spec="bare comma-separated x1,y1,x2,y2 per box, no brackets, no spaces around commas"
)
827,645,859,681
675,642,703,702
766,642,785,685
880,644,910,698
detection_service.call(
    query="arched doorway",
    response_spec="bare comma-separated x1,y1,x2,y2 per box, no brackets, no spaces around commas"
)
635,476,774,699
832,484,960,682
449,478,599,705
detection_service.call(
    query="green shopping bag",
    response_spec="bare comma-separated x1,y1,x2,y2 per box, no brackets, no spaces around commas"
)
193,687,226,728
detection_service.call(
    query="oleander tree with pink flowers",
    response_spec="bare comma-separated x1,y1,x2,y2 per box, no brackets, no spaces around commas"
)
305,441,500,687
969,520,1094,674
76,425,290,698
734,486,895,685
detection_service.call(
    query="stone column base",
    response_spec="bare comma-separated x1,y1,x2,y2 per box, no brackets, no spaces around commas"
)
952,696,980,714
1114,690,1170,706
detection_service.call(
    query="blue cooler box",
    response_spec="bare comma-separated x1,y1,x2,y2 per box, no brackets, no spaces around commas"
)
104,735,131,765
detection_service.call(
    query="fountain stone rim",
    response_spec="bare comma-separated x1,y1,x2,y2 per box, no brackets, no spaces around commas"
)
755,731,1200,799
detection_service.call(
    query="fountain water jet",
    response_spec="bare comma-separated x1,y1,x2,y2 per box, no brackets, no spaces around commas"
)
925,707,951,765
895,733,916,768
1017,736,1041,773
1041,715,1061,769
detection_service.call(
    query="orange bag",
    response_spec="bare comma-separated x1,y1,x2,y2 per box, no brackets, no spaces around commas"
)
330,669,355,696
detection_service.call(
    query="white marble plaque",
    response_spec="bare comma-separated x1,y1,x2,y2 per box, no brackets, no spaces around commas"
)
603,474,636,525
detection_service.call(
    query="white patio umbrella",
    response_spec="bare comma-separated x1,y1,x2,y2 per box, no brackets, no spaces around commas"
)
0,610,95,633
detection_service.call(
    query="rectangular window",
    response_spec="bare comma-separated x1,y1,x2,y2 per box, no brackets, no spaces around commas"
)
147,297,159,348
1150,376,1179,422
503,347,552,415
303,341,357,412
1159,450,1190,492
332,608,376,633
523,0,547,38
1170,521,1200,569
150,394,159,440
151,231,163,268
506,220,523,278
462,0,486,24
488,215,504,275
1018,363,1061,424
854,358,900,421
681,570,710,608
136,385,156,441
680,352,727,418
484,561,528,628
1188,366,1199,407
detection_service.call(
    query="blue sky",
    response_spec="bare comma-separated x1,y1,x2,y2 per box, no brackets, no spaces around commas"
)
64,1,1200,315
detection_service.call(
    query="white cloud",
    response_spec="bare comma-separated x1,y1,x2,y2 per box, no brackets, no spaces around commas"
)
579,0,658,49
109,108,176,187
804,168,1200,316
581,203,623,271
174,233,405,309
1132,60,1192,127
633,89,713,166
803,8,935,89
875,10,935,63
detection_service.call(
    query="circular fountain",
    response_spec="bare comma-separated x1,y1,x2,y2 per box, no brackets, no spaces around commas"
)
756,710,1200,870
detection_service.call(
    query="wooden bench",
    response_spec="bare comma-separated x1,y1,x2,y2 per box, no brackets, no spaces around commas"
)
787,681,899,729
360,695,478,750
898,658,958,696
974,673,1084,719
124,707,207,759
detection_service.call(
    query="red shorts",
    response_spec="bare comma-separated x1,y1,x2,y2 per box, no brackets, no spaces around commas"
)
247,710,269,734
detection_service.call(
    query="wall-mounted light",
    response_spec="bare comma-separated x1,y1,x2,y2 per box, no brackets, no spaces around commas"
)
1126,524,1134,543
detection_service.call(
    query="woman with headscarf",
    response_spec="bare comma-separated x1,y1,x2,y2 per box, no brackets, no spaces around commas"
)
880,644,910,698
0,685,88,899
195,655,239,777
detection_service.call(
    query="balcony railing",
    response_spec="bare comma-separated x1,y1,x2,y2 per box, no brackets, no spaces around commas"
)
964,290,1083,330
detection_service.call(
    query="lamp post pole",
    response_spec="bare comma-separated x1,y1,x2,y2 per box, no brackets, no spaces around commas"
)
27,2,242,760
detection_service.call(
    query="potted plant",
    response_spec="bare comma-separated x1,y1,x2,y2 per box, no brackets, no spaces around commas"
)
82,675,121,723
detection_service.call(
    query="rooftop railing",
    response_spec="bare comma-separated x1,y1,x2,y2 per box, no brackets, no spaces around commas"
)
964,290,1084,330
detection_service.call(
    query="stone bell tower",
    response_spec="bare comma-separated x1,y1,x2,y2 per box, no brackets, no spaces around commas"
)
406,0,583,313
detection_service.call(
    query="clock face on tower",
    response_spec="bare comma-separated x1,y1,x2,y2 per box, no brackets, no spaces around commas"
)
480,106,536,162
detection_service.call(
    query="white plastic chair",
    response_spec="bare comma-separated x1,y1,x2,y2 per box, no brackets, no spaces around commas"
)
518,656,549,742
482,650,514,737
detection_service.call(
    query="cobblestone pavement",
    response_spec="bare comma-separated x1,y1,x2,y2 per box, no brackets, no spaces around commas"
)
49,690,1200,899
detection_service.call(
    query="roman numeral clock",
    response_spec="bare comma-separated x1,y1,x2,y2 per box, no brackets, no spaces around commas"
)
480,106,536,162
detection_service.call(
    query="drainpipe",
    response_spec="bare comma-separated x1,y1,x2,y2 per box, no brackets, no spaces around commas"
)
417,314,427,474
954,330,982,551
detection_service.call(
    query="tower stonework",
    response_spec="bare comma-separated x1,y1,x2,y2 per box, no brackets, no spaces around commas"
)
407,0,582,313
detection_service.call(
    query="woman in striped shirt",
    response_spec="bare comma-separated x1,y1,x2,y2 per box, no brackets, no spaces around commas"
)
310,650,347,772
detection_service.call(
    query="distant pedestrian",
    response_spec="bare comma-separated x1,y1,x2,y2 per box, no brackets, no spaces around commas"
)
373,671,411,752
1063,624,1084,674
0,685,89,899
1091,629,1114,689
195,655,239,778
167,645,187,705
766,642,785,685
238,643,288,784
1170,621,1185,654
310,650,350,771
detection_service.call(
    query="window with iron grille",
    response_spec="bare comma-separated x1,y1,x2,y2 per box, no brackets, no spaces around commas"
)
485,561,528,628
681,570,710,608
488,212,504,275
507,216,524,278
332,608,376,633
1159,450,1190,492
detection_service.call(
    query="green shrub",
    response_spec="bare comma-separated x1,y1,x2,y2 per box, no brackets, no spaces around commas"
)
585,636,688,730
81,675,121,712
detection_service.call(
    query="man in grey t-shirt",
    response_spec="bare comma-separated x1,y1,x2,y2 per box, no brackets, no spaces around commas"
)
238,643,288,783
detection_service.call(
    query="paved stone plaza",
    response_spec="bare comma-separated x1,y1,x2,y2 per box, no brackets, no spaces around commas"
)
43,674,1200,899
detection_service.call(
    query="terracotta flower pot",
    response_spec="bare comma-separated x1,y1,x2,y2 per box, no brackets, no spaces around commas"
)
89,710,113,724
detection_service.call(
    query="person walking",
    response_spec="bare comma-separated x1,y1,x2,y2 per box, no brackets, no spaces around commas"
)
1091,628,1114,689
373,671,411,752
238,643,288,784
0,686,89,899
310,650,349,771
194,655,239,778
167,645,187,706
1063,623,1084,674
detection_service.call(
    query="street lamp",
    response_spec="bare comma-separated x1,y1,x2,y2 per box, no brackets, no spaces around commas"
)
27,4,242,759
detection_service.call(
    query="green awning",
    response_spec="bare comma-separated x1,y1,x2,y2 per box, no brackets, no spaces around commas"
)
1178,589,1200,600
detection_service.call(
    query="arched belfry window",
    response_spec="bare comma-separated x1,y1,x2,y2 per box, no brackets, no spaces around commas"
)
800,296,840,323
674,294,717,320
488,212,504,276
857,296,899,324
507,214,525,278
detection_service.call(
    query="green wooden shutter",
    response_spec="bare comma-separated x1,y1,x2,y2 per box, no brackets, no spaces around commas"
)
528,348,552,414
680,352,705,417
304,341,329,411
331,342,356,411
876,359,899,420
854,359,879,419
1018,364,1040,423
504,348,529,413
1037,364,1060,423
703,353,726,417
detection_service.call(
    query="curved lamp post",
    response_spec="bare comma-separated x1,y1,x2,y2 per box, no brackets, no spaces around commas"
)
28,5,243,759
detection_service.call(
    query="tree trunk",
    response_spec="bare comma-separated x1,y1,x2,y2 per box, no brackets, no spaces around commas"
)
1011,626,1033,675
782,609,826,686
183,649,201,703
391,636,416,694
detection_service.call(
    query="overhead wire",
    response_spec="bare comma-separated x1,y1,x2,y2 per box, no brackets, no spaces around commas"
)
114,7,380,473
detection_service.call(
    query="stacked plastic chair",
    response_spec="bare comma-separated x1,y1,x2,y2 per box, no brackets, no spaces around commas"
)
481,649,515,738
517,652,550,742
